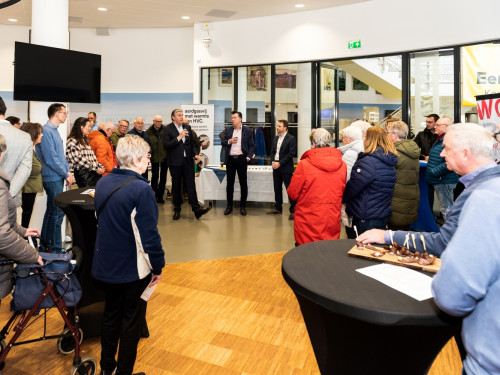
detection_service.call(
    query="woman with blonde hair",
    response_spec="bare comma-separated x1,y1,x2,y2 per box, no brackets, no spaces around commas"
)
342,126,398,237
287,128,346,245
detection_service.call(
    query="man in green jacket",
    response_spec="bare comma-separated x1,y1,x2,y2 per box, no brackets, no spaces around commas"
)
146,115,169,203
109,119,129,151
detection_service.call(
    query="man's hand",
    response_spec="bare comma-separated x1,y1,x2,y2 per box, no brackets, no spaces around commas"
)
272,161,280,169
24,228,41,238
37,255,44,266
194,155,201,162
65,174,74,186
356,229,386,244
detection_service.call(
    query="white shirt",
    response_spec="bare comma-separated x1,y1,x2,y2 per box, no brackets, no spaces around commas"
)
229,126,243,156
174,123,186,157
274,131,287,161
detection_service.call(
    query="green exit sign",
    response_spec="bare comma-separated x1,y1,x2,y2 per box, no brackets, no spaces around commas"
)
348,40,361,49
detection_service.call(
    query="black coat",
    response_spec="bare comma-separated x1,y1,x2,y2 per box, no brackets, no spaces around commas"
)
221,125,255,159
270,133,296,173
162,122,198,167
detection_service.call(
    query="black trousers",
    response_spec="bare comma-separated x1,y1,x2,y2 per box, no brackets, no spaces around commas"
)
151,161,168,199
272,167,295,213
169,158,200,212
226,154,248,206
21,192,37,228
100,274,151,375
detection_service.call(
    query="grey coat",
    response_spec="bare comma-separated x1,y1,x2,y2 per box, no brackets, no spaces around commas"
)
0,168,39,299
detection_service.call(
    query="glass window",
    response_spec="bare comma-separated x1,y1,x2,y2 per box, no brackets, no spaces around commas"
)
410,50,454,136
201,68,234,164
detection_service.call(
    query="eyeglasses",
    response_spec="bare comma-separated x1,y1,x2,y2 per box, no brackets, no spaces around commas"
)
58,111,68,115
493,132,500,142
144,153,151,159
425,121,434,124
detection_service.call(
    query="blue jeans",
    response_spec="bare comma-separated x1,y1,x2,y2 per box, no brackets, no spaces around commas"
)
42,180,65,250
433,183,456,220
352,216,390,237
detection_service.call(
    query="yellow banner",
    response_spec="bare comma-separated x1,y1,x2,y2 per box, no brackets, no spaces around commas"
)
463,45,500,106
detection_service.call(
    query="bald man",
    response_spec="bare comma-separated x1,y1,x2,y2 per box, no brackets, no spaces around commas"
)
128,117,151,179
146,115,168,203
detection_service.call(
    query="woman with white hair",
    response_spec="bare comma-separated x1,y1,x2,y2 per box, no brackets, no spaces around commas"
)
92,135,165,375
339,125,364,237
287,128,347,245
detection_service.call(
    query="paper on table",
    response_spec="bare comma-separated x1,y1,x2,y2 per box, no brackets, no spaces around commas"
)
140,279,158,302
356,264,433,301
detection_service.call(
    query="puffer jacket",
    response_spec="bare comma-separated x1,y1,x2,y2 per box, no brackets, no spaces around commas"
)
88,130,114,175
426,135,459,185
146,125,167,163
390,139,420,226
287,147,346,245
343,147,397,220
338,139,364,180
0,168,39,299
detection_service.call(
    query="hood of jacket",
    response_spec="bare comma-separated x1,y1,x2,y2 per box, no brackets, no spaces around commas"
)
338,139,364,155
88,130,107,143
357,147,398,168
395,139,420,160
300,147,345,172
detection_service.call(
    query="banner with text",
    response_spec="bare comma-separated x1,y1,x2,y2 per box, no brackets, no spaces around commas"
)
476,93,500,162
181,104,215,166
463,45,500,106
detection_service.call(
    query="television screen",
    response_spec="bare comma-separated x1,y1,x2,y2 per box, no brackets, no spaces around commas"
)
14,42,101,103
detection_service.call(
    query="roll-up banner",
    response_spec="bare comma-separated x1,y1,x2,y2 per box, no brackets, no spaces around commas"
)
463,45,500,106
476,93,500,162
181,104,215,166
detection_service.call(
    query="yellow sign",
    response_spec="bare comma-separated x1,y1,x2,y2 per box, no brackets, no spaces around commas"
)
462,45,500,106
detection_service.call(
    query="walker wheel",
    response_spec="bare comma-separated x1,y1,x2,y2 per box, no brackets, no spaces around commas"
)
0,339,5,354
69,357,97,375
57,327,84,355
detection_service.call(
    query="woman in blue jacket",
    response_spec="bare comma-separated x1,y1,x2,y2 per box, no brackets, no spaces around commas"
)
343,127,398,237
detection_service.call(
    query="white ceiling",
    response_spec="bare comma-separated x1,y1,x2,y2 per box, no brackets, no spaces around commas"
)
1,0,369,29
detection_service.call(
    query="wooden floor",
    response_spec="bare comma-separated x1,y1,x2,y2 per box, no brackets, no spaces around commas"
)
0,252,462,375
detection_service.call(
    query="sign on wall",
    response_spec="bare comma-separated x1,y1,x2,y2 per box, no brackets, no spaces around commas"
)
463,45,500,106
181,104,215,166
476,93,500,162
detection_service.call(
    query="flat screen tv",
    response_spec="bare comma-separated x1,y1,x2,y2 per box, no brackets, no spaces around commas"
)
14,42,101,103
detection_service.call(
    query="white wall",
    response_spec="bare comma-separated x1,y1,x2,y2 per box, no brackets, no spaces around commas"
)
193,0,500,101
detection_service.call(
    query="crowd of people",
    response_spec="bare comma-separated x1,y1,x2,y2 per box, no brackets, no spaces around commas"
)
2,94,500,374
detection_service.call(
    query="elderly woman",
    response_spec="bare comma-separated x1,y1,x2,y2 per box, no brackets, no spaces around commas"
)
66,117,105,188
386,120,420,230
20,122,44,229
287,128,346,245
92,135,165,375
343,127,398,237
339,125,364,238
0,133,42,299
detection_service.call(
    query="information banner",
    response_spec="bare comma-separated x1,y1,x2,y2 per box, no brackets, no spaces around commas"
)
463,45,500,106
181,104,215,166
476,93,500,162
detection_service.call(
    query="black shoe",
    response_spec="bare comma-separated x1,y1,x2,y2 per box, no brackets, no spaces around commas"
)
100,368,116,375
267,209,282,214
288,213,294,220
157,197,165,204
173,210,181,220
195,206,211,219
166,192,173,199
240,206,247,216
224,205,233,215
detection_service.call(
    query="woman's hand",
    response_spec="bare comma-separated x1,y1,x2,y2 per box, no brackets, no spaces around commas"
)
37,255,44,266
150,274,162,286
24,228,40,238
97,167,105,175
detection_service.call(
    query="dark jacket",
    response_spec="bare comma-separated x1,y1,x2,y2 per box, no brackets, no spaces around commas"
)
127,128,151,148
426,136,459,185
343,147,398,220
162,122,198,167
414,128,437,159
92,168,165,284
390,139,420,226
222,125,255,159
270,132,296,174
287,147,346,245
146,125,167,163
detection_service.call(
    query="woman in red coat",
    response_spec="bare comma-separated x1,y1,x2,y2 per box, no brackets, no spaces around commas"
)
287,128,347,245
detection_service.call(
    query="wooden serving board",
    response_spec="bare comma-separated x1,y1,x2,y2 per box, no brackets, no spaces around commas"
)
348,245,441,273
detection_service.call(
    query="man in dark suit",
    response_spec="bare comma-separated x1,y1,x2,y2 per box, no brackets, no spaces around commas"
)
222,111,255,216
162,109,210,220
267,120,296,220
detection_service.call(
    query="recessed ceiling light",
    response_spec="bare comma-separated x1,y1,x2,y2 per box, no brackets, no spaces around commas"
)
181,16,190,20
97,7,108,12
8,18,18,22
295,4,305,8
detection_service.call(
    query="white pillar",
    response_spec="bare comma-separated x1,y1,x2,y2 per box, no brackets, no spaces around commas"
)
238,67,247,121
297,64,312,159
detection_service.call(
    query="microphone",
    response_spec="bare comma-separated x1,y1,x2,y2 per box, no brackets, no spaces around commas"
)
182,124,189,138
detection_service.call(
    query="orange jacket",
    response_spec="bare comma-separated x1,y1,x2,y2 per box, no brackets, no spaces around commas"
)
88,130,114,175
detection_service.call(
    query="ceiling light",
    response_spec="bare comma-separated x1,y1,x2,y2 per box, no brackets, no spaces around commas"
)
295,4,305,8
8,18,18,22
97,7,108,12
181,16,190,20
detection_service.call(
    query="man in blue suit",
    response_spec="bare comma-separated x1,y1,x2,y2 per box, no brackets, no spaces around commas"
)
268,120,296,220
222,111,255,216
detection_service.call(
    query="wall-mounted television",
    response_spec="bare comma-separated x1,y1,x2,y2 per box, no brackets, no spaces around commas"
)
13,41,101,103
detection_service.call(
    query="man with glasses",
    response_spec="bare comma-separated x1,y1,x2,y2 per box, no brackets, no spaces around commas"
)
146,115,169,203
88,111,97,131
414,114,438,161
128,117,151,179
36,103,73,251
110,119,129,151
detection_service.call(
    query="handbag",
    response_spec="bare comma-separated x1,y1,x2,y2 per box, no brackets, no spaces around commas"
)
73,168,100,188
11,252,82,311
